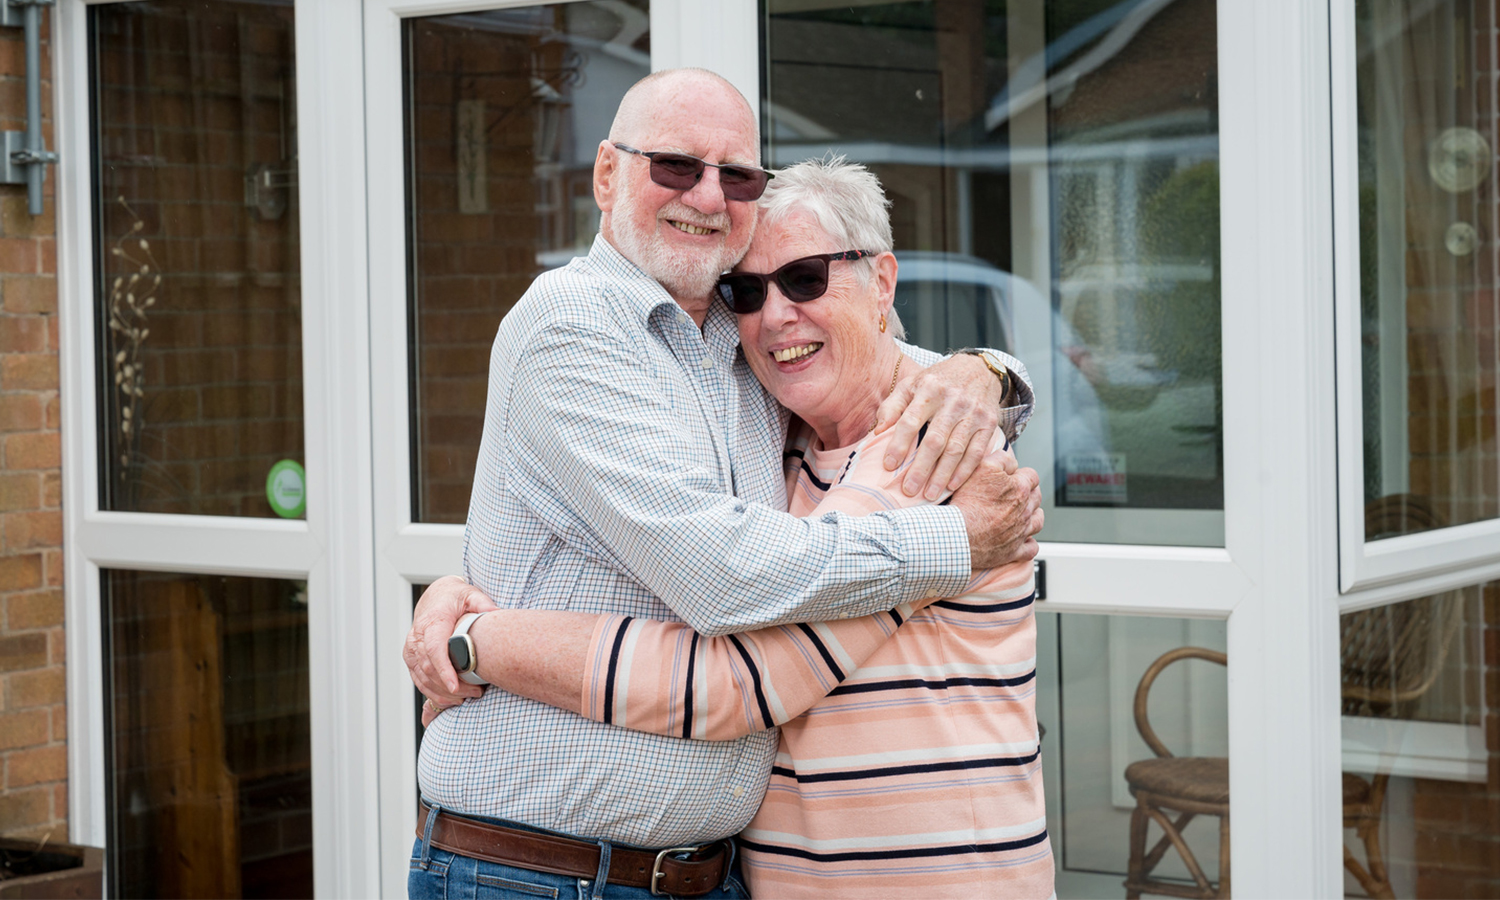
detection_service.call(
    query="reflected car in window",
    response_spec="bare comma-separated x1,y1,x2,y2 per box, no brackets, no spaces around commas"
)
893,252,1112,478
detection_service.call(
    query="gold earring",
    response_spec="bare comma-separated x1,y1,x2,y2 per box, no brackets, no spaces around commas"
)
879,315,887,333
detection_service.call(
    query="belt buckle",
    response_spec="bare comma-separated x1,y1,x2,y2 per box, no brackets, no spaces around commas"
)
651,845,704,897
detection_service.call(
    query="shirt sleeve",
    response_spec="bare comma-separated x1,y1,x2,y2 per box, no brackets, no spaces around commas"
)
503,319,971,636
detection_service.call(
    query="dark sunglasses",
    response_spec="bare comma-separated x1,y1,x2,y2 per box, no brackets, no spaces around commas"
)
612,142,773,202
715,251,874,314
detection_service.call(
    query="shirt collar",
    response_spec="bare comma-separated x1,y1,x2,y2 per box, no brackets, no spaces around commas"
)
584,235,741,356
584,234,682,327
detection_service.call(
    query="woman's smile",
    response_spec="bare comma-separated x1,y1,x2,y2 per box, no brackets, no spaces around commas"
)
771,341,823,364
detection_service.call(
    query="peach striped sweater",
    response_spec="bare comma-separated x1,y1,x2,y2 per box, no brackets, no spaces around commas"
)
580,422,1052,898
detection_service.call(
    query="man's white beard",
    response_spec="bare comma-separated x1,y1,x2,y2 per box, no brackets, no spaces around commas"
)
612,179,742,302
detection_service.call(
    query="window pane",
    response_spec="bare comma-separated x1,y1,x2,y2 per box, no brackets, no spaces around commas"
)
764,0,1223,546
1343,586,1482,727
1037,612,1229,897
92,1,304,518
1338,579,1496,898
1357,0,1500,536
406,3,650,523
104,571,311,898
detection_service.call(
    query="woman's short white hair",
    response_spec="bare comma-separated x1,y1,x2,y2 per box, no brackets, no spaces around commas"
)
759,155,893,257
758,155,903,337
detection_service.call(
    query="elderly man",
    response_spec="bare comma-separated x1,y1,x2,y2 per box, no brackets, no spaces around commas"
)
407,68,1042,900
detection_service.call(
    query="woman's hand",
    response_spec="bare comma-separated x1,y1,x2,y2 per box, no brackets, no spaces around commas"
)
421,696,454,728
873,353,1005,499
405,575,498,709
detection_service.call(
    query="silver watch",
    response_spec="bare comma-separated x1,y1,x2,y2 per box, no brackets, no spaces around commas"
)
447,612,490,686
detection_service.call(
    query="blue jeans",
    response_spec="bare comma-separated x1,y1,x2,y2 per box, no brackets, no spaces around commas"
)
408,806,749,900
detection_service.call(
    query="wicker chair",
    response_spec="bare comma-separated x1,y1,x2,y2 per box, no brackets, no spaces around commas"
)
1123,647,1230,900
1339,494,1464,899
1123,494,1463,900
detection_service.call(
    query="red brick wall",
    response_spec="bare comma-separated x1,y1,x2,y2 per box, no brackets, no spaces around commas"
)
0,11,64,841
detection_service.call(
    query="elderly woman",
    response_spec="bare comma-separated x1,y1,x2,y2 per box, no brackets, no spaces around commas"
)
425,159,1052,899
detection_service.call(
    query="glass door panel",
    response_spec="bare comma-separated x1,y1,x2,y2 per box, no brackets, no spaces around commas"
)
370,2,653,889
1337,579,1494,899
92,0,304,519
760,4,1245,893
1355,0,1499,539
406,2,650,524
104,570,311,899
762,0,1223,546
1038,611,1228,898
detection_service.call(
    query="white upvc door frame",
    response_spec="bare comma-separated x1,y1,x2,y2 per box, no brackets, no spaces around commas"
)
55,0,382,896
1330,0,1500,595
1216,1,1345,896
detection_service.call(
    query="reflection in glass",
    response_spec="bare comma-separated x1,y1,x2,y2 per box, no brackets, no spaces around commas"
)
1037,613,1228,898
92,1,304,518
1357,0,1500,537
405,3,650,523
1338,579,1493,899
764,0,1222,546
105,571,311,898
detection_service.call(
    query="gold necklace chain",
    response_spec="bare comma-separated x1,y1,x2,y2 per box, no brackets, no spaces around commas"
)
869,355,903,435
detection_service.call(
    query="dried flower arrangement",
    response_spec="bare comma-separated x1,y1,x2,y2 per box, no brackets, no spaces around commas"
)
107,196,160,479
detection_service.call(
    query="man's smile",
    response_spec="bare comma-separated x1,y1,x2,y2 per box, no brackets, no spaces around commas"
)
667,218,720,236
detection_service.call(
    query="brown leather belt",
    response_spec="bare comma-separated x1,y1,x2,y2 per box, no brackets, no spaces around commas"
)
417,803,731,897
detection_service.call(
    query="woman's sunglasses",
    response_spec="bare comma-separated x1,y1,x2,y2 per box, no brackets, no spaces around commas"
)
612,143,773,202
715,251,874,314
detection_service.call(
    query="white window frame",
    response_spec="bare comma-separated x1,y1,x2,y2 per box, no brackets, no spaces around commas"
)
55,0,381,896
1216,2,1345,896
1327,0,1494,787
1331,0,1500,595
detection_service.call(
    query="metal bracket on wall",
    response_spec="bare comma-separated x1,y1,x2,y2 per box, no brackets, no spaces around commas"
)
0,0,57,215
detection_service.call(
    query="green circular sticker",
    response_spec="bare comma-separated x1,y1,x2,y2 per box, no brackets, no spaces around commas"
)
266,459,306,519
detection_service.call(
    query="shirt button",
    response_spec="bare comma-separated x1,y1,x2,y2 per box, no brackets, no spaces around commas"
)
732,786,744,799
700,356,714,369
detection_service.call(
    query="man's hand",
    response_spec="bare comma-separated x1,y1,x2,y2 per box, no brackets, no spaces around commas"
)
948,455,1044,571
405,575,499,713
874,354,1004,500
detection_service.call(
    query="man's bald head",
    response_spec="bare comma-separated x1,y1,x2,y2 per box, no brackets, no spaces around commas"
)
594,67,762,316
609,68,759,151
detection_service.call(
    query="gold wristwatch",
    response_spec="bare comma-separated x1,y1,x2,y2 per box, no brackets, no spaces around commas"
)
956,348,1014,404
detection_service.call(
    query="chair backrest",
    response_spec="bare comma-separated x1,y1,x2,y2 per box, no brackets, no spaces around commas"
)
1133,646,1227,758
1340,494,1465,717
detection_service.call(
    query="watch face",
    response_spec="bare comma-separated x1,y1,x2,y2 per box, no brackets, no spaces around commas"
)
447,634,475,674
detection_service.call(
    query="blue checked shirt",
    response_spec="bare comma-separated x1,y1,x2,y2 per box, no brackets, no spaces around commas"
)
418,236,1034,848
